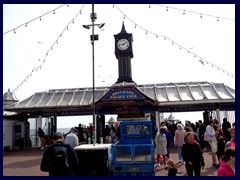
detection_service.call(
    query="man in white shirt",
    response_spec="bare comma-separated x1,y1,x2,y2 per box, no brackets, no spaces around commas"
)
205,120,218,168
64,128,79,149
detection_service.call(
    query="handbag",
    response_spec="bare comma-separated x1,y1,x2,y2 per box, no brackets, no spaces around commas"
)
204,131,210,142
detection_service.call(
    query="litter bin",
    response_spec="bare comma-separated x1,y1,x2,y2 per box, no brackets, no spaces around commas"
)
74,144,112,176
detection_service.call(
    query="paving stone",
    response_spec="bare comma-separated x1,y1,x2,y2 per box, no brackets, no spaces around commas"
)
3,146,218,176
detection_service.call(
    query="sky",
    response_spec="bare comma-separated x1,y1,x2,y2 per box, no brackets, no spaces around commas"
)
3,4,235,129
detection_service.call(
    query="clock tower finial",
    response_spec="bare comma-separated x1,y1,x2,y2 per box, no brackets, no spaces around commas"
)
114,24,134,83
120,21,127,33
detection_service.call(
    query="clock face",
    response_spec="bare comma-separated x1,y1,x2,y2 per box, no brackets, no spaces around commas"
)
117,38,130,50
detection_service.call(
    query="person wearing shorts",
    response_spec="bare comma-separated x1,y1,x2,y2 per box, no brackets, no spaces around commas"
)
205,120,219,168
209,140,218,153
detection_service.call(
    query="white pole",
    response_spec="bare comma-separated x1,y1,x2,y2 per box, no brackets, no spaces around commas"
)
216,108,220,123
155,111,160,134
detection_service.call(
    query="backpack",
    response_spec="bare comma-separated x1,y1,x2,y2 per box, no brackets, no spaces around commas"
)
50,146,70,174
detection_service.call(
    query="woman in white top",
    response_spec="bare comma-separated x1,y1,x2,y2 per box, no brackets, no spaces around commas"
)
205,120,218,168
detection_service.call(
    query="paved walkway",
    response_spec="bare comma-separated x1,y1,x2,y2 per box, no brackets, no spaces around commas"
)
3,147,48,176
154,146,218,176
3,146,218,176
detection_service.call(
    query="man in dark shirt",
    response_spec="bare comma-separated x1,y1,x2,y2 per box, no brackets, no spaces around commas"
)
40,132,79,176
37,127,45,150
163,126,172,159
222,118,231,142
198,120,206,151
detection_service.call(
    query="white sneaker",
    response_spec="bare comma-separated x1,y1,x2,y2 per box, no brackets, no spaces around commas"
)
40,147,44,150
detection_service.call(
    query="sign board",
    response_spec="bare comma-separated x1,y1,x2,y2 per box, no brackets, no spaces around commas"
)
113,106,144,118
42,109,93,117
103,88,144,101
158,105,220,112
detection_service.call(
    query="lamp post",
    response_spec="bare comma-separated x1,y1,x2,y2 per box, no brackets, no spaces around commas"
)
83,4,105,146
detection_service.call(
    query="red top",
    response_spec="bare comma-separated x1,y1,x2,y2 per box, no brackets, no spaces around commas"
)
217,161,235,176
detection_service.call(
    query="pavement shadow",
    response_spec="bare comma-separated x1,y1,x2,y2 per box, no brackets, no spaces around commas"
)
3,158,41,168
175,161,185,168
155,165,168,173
202,166,218,176
3,148,44,157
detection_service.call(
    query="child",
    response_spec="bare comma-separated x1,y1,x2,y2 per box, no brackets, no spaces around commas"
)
167,159,178,176
155,127,167,167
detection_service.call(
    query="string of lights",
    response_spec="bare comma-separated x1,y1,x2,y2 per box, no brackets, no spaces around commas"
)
113,4,235,78
149,4,235,22
12,4,86,94
3,4,68,35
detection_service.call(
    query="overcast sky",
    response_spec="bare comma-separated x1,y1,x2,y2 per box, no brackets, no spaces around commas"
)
3,4,235,128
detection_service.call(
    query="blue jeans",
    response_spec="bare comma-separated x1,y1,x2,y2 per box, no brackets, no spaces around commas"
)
167,147,170,158
111,135,115,143
177,146,183,161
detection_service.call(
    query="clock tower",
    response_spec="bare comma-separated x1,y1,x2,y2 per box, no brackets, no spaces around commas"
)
114,23,134,83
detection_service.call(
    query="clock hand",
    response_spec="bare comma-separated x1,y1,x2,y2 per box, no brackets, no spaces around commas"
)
119,42,124,46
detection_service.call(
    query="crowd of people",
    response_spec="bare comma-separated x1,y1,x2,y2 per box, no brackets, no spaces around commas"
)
38,118,235,176
37,122,119,150
154,118,235,176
